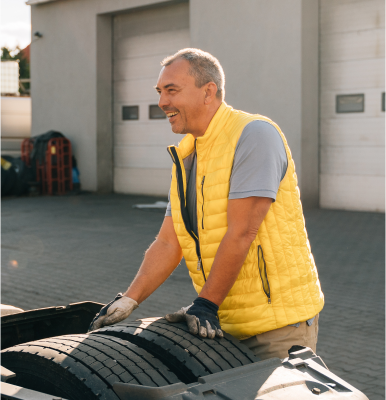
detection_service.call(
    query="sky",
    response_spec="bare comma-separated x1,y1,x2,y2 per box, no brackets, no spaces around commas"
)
1,0,31,50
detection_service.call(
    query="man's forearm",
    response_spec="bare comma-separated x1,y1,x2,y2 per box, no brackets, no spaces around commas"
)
198,197,272,306
198,231,253,306
124,236,183,304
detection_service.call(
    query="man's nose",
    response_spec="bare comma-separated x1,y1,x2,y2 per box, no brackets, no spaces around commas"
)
158,92,169,110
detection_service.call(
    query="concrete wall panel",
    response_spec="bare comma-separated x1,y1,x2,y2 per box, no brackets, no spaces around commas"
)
114,167,171,195
300,0,319,206
319,0,385,212
321,28,385,62
321,59,385,91
114,146,172,169
96,14,113,193
114,78,161,103
320,146,385,176
320,118,385,147
114,29,190,61
190,0,319,207
31,0,98,190
94,0,187,17
114,123,177,146
320,0,385,34
113,1,189,38
320,174,385,212
115,54,170,82
190,0,301,153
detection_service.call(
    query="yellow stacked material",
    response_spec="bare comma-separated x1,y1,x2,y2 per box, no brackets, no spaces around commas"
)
0,157,12,171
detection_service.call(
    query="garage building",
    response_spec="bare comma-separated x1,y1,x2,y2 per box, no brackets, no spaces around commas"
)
27,0,385,212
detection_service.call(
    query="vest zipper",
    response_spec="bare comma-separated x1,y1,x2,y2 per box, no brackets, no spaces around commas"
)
201,176,205,229
257,245,271,304
167,146,207,282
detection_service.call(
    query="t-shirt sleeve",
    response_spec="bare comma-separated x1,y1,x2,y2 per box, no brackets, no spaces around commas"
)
165,188,172,217
165,203,172,216
229,120,288,202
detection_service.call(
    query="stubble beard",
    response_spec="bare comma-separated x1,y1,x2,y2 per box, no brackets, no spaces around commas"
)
171,121,188,135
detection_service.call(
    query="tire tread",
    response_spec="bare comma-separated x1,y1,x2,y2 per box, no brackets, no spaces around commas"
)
1,333,180,400
94,318,259,384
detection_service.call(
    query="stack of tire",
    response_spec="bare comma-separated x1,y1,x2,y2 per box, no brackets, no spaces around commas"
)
1,317,258,400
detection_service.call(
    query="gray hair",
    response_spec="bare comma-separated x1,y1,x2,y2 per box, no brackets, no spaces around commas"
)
161,48,225,101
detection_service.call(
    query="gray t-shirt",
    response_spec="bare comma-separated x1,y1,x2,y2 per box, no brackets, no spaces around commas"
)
166,120,288,237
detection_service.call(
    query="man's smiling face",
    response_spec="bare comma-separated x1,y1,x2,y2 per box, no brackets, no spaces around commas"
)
156,59,207,136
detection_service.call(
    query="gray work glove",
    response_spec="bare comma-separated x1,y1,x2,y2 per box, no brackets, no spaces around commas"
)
165,298,223,339
88,293,138,332
165,304,192,322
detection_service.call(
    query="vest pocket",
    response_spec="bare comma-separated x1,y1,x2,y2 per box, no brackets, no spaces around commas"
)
201,176,205,229
257,245,271,304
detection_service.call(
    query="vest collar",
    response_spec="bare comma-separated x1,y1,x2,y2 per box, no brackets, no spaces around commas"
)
177,101,232,158
196,101,231,149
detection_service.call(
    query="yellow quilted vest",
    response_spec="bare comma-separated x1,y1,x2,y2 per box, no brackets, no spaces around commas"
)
167,102,324,340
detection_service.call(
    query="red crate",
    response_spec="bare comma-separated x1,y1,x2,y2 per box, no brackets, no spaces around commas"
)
22,137,73,195
43,137,73,195
21,138,34,167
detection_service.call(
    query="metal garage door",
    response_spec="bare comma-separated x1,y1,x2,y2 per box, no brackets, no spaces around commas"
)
113,3,190,195
320,0,385,212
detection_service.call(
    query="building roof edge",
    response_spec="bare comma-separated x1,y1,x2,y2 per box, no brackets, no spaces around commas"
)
26,0,59,5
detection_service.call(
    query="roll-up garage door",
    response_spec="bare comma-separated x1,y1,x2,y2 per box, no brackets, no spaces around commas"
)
113,3,190,195
320,0,385,212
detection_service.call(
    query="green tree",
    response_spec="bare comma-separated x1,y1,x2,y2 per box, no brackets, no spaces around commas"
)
1,47,13,60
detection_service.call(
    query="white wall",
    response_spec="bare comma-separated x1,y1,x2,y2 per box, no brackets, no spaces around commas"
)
320,0,385,212
190,0,320,207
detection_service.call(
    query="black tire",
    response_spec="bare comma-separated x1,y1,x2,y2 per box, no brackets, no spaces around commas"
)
1,333,180,400
93,317,259,384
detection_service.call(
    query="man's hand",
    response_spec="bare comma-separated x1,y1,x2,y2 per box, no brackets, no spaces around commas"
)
165,298,223,339
165,303,192,322
88,293,138,332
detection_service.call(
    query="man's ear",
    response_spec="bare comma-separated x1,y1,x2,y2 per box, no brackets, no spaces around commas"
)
204,82,218,105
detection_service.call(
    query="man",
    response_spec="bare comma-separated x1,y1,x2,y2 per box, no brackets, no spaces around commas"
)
89,48,324,360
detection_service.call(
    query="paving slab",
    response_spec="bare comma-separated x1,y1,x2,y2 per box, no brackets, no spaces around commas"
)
1,194,385,399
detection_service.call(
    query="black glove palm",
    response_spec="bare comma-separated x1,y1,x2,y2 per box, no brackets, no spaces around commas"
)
186,297,223,339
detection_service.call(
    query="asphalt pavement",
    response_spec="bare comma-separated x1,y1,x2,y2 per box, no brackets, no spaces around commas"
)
1,193,385,399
